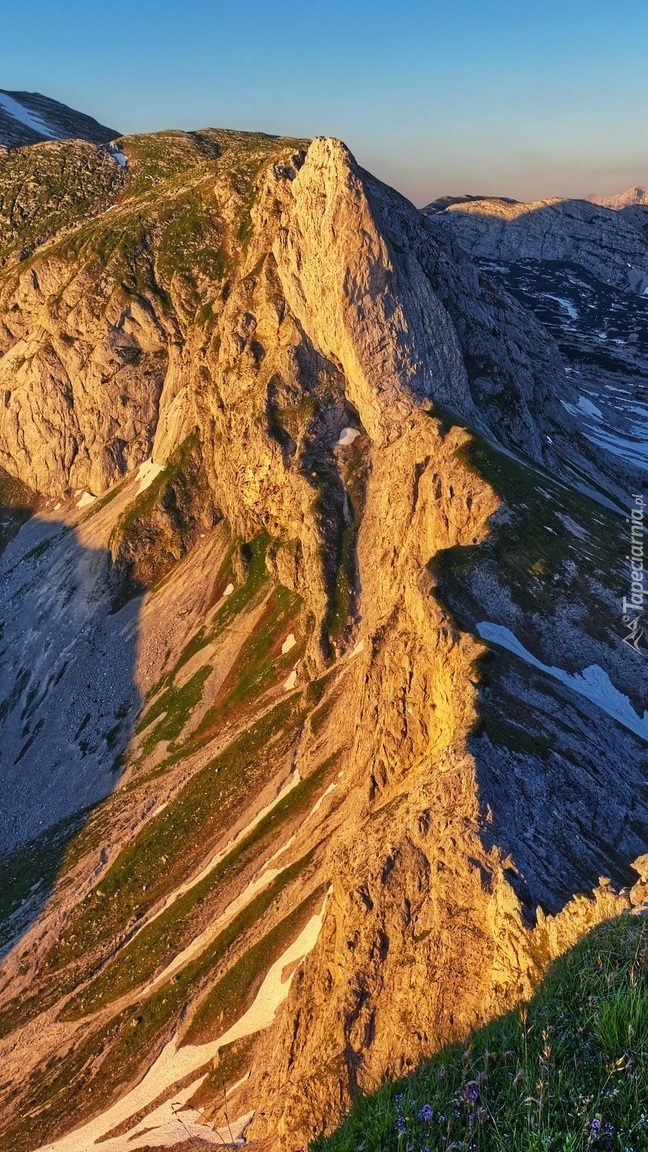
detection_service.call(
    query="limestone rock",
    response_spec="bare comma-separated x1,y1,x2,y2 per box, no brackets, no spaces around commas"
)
0,129,645,1152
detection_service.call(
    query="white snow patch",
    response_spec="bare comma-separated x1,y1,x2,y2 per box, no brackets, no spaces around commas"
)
110,150,128,167
283,668,298,691
555,512,588,541
222,582,234,597
0,92,58,138
560,397,648,470
136,458,163,494
582,424,648,470
77,491,96,508
337,427,361,447
211,1109,254,1145
305,781,338,820
348,638,365,659
577,396,603,419
476,622,648,741
543,294,579,321
154,771,301,921
281,633,296,654
36,899,329,1151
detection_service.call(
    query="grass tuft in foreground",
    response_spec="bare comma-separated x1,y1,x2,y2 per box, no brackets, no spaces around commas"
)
312,915,648,1152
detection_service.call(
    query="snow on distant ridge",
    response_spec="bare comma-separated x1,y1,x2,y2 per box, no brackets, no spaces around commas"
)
0,90,120,149
477,621,648,741
0,91,58,139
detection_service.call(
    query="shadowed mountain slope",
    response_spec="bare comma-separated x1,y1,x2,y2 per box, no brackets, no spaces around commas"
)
0,90,119,150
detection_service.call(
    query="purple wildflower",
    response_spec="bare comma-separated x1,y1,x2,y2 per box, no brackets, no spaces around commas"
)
418,1104,433,1123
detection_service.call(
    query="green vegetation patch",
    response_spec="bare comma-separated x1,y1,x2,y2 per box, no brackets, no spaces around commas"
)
190,1032,258,1109
13,852,318,1151
0,140,124,266
0,1008,132,1152
45,695,305,972
439,434,625,621
183,880,326,1046
65,753,340,1016
0,811,86,945
109,431,221,603
313,915,648,1152
210,533,272,634
194,583,304,735
137,663,212,753
327,520,357,646
309,463,358,650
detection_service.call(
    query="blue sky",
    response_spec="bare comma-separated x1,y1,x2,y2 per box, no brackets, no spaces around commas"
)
4,0,647,205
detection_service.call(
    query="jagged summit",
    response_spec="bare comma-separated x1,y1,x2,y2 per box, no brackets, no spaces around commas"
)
589,184,648,209
0,89,119,149
0,126,646,1152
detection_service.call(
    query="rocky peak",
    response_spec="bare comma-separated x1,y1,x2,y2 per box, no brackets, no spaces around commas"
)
0,127,645,1152
589,184,648,209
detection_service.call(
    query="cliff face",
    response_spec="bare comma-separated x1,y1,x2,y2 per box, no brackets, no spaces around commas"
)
0,131,646,1152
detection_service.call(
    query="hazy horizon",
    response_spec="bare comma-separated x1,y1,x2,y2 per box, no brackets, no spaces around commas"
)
4,0,648,208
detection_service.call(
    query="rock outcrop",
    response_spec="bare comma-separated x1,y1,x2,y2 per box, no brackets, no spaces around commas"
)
0,129,645,1152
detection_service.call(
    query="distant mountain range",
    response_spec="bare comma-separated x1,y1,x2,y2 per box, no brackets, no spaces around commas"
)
589,185,648,209
0,89,119,149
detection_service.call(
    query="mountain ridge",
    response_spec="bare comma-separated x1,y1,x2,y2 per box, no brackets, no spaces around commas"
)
0,89,119,150
0,122,645,1152
589,184,648,209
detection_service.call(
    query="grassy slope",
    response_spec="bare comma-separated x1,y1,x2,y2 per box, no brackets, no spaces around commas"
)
0,140,124,266
313,915,648,1152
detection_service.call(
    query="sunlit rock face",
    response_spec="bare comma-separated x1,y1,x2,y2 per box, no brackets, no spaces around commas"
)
0,127,645,1152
